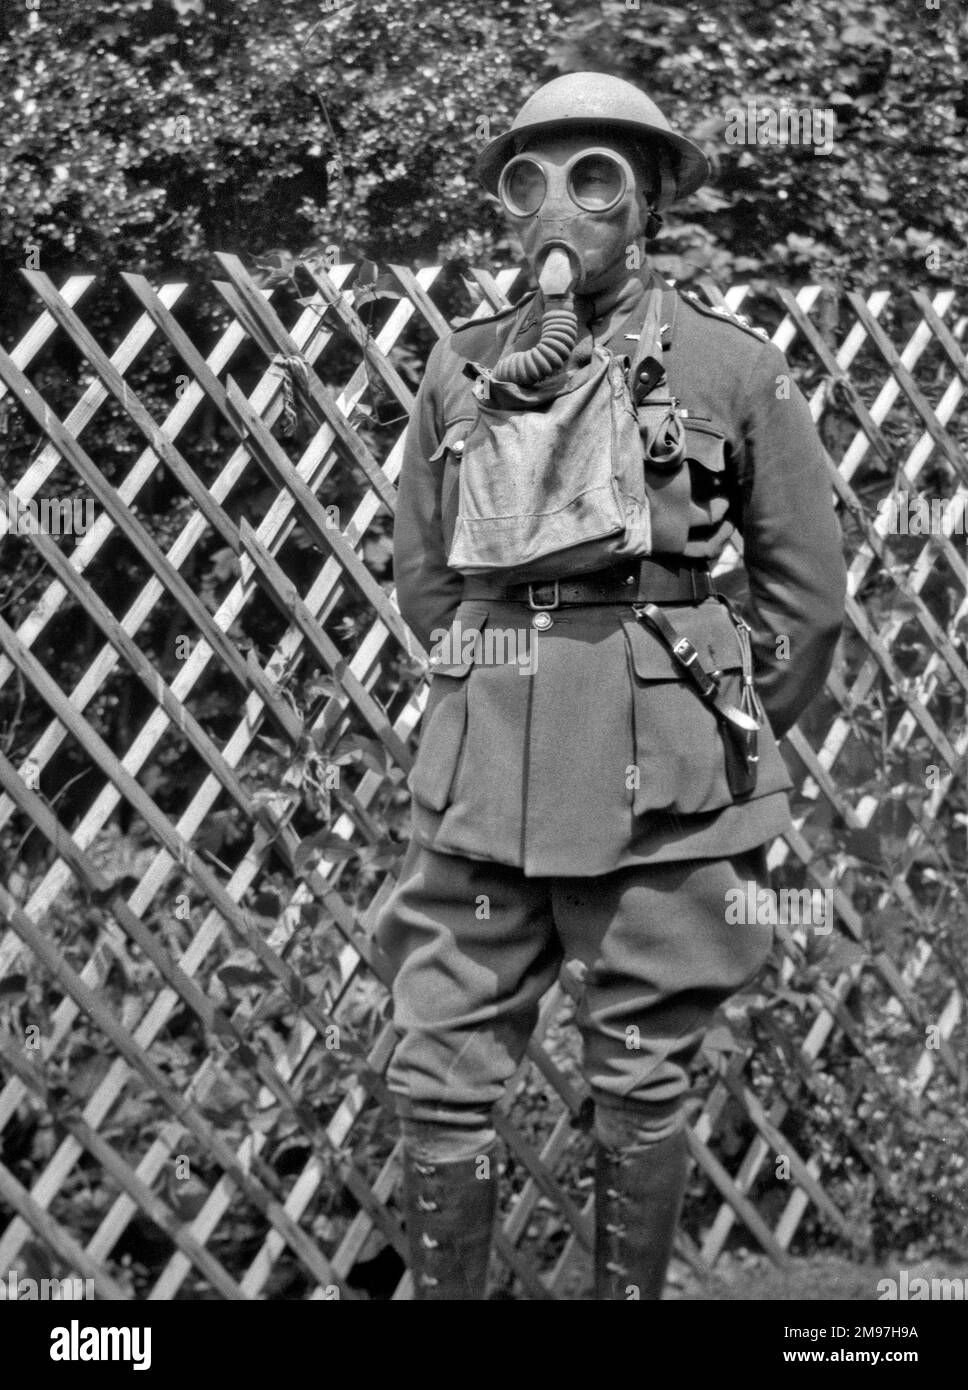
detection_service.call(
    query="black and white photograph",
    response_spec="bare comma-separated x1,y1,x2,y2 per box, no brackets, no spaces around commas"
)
0,0,965,1356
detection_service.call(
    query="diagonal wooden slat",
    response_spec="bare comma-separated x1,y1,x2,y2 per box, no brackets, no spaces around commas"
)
214,252,399,513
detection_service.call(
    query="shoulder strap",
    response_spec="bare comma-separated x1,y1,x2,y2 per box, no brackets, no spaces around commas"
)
619,281,686,469
678,288,770,342
620,281,679,400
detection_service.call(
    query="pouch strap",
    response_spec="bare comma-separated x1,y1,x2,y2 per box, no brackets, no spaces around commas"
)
631,602,759,733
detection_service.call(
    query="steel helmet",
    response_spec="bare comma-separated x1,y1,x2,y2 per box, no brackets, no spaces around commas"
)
477,72,709,210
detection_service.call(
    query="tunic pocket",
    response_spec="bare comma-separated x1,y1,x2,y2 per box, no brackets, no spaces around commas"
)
621,601,792,816
408,603,488,813
683,419,728,510
430,418,474,467
682,418,727,475
641,418,728,552
431,418,474,536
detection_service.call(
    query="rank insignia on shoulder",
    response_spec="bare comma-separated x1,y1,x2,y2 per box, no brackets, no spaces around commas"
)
680,289,770,341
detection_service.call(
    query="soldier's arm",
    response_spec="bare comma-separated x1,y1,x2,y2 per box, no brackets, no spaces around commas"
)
734,340,847,740
392,337,464,653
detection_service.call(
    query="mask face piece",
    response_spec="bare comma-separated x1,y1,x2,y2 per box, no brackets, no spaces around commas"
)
498,138,650,296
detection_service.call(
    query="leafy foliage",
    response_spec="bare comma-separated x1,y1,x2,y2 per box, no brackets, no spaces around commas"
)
1,0,964,305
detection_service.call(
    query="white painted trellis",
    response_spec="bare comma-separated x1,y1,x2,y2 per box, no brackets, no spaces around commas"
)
0,257,964,1298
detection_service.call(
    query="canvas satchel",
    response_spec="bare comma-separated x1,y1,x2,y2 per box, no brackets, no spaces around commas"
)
447,299,660,581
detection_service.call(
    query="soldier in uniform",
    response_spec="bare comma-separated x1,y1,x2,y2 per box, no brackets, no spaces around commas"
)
375,72,847,1299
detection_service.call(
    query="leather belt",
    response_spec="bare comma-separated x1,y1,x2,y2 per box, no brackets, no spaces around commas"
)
462,556,714,609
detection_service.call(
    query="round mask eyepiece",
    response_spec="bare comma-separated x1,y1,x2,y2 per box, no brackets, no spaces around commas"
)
567,151,627,212
498,156,547,217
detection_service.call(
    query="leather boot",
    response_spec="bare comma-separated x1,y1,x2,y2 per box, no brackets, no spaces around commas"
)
594,1125,689,1300
401,1145,499,1300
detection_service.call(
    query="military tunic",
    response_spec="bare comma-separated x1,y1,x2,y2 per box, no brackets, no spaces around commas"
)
392,269,847,877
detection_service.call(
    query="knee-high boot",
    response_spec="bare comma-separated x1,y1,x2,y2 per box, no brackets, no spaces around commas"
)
400,1144,499,1300
594,1125,689,1301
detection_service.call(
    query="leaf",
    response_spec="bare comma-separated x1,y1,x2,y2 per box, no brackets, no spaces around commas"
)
374,271,403,298
769,987,813,1013
171,1176,210,1220
306,674,341,700
330,734,386,775
359,836,405,871
200,1072,250,1122
218,964,272,990
294,829,359,876
208,546,239,583
256,248,296,273
839,24,881,47
843,827,882,863
817,936,868,978
248,1104,283,1134
691,187,732,212
298,901,325,930
306,658,348,701
363,534,393,570
257,736,293,759
88,872,139,906
19,1242,53,1284
252,889,281,917
702,1025,742,1059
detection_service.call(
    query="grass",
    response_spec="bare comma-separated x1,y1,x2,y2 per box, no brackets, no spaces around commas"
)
670,1252,967,1301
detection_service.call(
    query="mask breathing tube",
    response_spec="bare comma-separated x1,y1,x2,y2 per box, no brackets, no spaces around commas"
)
493,246,578,386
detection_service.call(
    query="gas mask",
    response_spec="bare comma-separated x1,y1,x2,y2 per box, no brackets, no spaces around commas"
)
493,139,658,385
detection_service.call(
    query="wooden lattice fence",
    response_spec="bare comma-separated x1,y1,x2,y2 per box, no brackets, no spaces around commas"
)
0,258,964,1299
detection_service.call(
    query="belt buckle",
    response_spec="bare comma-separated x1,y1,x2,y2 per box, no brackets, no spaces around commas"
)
528,580,560,611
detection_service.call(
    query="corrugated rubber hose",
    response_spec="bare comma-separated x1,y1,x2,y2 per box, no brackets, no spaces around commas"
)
493,294,578,385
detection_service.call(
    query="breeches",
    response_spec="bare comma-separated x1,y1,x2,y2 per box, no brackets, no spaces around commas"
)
375,840,774,1127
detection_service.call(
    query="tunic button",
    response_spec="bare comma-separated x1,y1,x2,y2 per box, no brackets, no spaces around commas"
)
531,612,553,630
